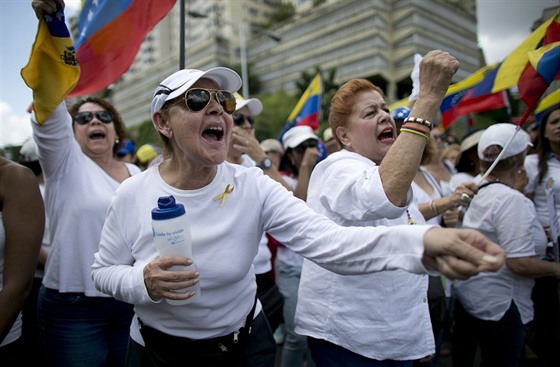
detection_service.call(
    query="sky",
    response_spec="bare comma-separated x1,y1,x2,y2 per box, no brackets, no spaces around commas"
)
1,0,559,148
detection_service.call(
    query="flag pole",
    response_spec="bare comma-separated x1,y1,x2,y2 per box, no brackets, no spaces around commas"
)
179,0,185,70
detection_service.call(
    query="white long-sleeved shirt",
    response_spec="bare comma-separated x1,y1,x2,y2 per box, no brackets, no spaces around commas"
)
295,150,434,360
92,160,433,344
32,102,140,296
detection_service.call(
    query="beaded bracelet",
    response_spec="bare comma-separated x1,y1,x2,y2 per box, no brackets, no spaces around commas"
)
403,117,433,130
400,126,430,140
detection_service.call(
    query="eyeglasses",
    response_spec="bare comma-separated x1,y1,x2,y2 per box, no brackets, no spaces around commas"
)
74,111,113,125
232,113,255,128
294,141,318,153
183,88,236,114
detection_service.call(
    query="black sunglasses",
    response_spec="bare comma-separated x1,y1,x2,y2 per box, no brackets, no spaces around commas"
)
232,113,255,128
294,141,318,153
74,111,113,125
183,88,236,114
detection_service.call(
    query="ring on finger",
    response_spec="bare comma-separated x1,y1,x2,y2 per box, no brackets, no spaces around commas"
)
460,193,471,202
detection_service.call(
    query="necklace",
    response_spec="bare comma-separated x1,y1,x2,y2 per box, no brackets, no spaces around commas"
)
486,175,512,188
406,209,416,225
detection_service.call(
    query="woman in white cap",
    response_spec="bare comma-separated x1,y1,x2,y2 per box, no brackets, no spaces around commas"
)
452,123,560,367
90,66,505,366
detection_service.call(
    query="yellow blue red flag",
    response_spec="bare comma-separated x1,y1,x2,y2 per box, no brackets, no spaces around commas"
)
279,74,322,140
69,0,176,96
439,64,508,128
21,6,80,125
517,14,560,120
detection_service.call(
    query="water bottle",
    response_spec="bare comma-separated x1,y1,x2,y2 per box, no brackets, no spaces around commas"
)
151,195,200,305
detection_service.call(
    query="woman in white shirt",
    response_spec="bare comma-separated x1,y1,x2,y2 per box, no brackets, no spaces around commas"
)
453,123,560,367
295,51,473,366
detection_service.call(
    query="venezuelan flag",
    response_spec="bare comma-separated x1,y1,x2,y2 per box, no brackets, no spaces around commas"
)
21,6,80,125
280,74,322,138
517,12,560,117
439,64,507,128
518,42,560,110
69,0,176,96
528,42,560,84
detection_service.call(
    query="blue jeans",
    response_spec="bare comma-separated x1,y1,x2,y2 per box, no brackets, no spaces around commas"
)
37,286,134,367
274,258,314,367
309,337,413,367
452,300,526,367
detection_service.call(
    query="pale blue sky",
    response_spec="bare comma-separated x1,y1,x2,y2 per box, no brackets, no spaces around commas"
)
1,0,558,148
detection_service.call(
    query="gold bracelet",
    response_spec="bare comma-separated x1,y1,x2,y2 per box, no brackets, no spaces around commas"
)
403,117,433,130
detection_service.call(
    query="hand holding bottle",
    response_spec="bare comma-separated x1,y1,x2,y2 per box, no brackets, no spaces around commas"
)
150,195,201,305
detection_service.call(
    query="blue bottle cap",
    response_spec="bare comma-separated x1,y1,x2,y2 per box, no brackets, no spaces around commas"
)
151,195,186,220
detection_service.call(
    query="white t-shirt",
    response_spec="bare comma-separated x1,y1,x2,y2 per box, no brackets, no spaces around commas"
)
32,102,140,296
295,150,434,360
92,160,433,343
454,180,548,324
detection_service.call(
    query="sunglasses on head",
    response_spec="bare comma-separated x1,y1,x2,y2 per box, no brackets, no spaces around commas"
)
232,113,255,128
74,111,113,125
294,141,318,153
182,88,236,114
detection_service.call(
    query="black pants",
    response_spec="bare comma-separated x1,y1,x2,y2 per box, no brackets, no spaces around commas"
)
528,276,560,367
256,271,284,333
452,300,526,367
126,311,276,367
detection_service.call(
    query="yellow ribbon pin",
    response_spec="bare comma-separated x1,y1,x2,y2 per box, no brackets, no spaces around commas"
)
214,184,234,207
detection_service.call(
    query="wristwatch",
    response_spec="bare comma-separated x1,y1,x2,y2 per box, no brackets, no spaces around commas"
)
256,157,273,170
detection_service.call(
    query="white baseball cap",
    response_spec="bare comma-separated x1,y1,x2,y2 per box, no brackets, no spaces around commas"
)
281,125,319,150
477,123,532,161
234,93,263,116
151,67,242,120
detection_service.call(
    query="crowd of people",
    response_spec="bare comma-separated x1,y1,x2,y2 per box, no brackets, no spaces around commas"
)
1,1,559,367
